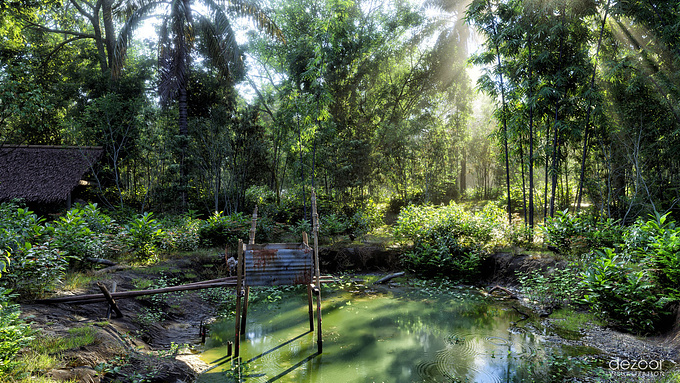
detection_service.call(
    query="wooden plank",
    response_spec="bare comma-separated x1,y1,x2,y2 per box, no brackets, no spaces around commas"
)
307,284,314,331
375,272,405,284
240,286,250,334
249,206,258,245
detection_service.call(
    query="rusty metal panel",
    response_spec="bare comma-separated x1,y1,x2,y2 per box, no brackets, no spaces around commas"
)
244,243,313,286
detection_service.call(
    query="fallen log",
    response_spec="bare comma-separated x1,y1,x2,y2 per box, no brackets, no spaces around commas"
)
35,275,337,305
34,280,238,305
487,285,518,299
85,257,117,266
375,272,405,284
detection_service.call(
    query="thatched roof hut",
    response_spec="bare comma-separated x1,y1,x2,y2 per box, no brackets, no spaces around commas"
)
0,145,103,205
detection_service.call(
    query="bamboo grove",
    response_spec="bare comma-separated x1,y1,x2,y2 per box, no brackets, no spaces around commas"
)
467,0,680,225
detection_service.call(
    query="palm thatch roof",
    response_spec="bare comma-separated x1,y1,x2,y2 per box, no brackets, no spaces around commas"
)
0,145,103,204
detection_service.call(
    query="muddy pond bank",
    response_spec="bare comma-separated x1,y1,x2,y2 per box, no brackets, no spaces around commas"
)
19,247,680,382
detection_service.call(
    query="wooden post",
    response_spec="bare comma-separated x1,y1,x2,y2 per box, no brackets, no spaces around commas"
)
249,206,258,245
311,190,322,353
234,240,244,358
97,282,122,318
241,286,250,335
105,281,117,320
307,284,314,331
243,206,256,335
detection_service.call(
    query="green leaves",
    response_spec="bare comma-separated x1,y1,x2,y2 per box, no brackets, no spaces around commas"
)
580,248,669,335
395,202,507,279
0,252,8,280
124,212,165,262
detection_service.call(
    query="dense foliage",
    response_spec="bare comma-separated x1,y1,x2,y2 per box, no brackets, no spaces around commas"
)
394,202,510,279
526,211,680,335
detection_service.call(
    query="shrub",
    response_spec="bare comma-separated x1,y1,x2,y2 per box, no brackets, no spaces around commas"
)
394,202,506,279
49,210,96,262
542,210,623,256
160,215,200,252
580,248,669,334
0,288,33,375
124,212,164,262
289,219,312,241
517,266,582,311
347,209,377,241
0,202,47,253
320,213,347,240
2,243,68,298
198,211,249,248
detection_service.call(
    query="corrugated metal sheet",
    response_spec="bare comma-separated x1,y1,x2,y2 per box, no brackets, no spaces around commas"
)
244,243,313,286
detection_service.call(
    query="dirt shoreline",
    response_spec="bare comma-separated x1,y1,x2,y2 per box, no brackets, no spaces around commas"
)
19,249,680,382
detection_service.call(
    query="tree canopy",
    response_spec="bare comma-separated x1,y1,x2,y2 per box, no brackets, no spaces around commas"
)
1,0,679,225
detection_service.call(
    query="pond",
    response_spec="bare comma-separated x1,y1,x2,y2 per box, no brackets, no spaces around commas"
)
197,279,574,382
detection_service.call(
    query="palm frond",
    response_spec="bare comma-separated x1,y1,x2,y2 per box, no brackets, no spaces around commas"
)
111,0,162,79
210,0,285,43
196,10,243,79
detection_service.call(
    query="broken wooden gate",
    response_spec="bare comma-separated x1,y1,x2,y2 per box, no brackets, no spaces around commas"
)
233,190,323,358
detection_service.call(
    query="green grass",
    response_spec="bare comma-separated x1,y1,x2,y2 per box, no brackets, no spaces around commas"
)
31,326,98,354
3,327,98,382
133,278,154,290
550,308,605,333
60,271,94,291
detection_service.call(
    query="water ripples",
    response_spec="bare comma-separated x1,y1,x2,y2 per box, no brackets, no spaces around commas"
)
417,332,531,383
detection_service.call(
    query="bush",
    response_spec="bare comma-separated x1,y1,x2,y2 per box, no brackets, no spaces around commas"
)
319,213,347,239
580,248,670,334
517,266,582,311
49,210,96,262
198,211,249,248
124,212,164,262
0,202,47,253
394,202,506,279
542,210,624,256
0,288,33,375
160,215,200,252
2,243,68,298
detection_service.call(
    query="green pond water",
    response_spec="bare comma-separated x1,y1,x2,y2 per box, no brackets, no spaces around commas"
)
198,282,558,382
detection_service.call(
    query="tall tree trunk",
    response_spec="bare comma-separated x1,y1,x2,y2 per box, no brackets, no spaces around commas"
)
487,0,512,223
102,0,115,70
90,0,108,73
460,150,467,196
550,131,560,216
520,141,527,225
576,0,610,211
543,123,551,219
527,29,534,230
178,82,188,210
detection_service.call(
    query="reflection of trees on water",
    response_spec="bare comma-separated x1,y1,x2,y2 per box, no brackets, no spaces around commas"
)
202,285,555,382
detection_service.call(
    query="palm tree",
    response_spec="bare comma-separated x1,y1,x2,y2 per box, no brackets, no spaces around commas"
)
113,0,284,207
